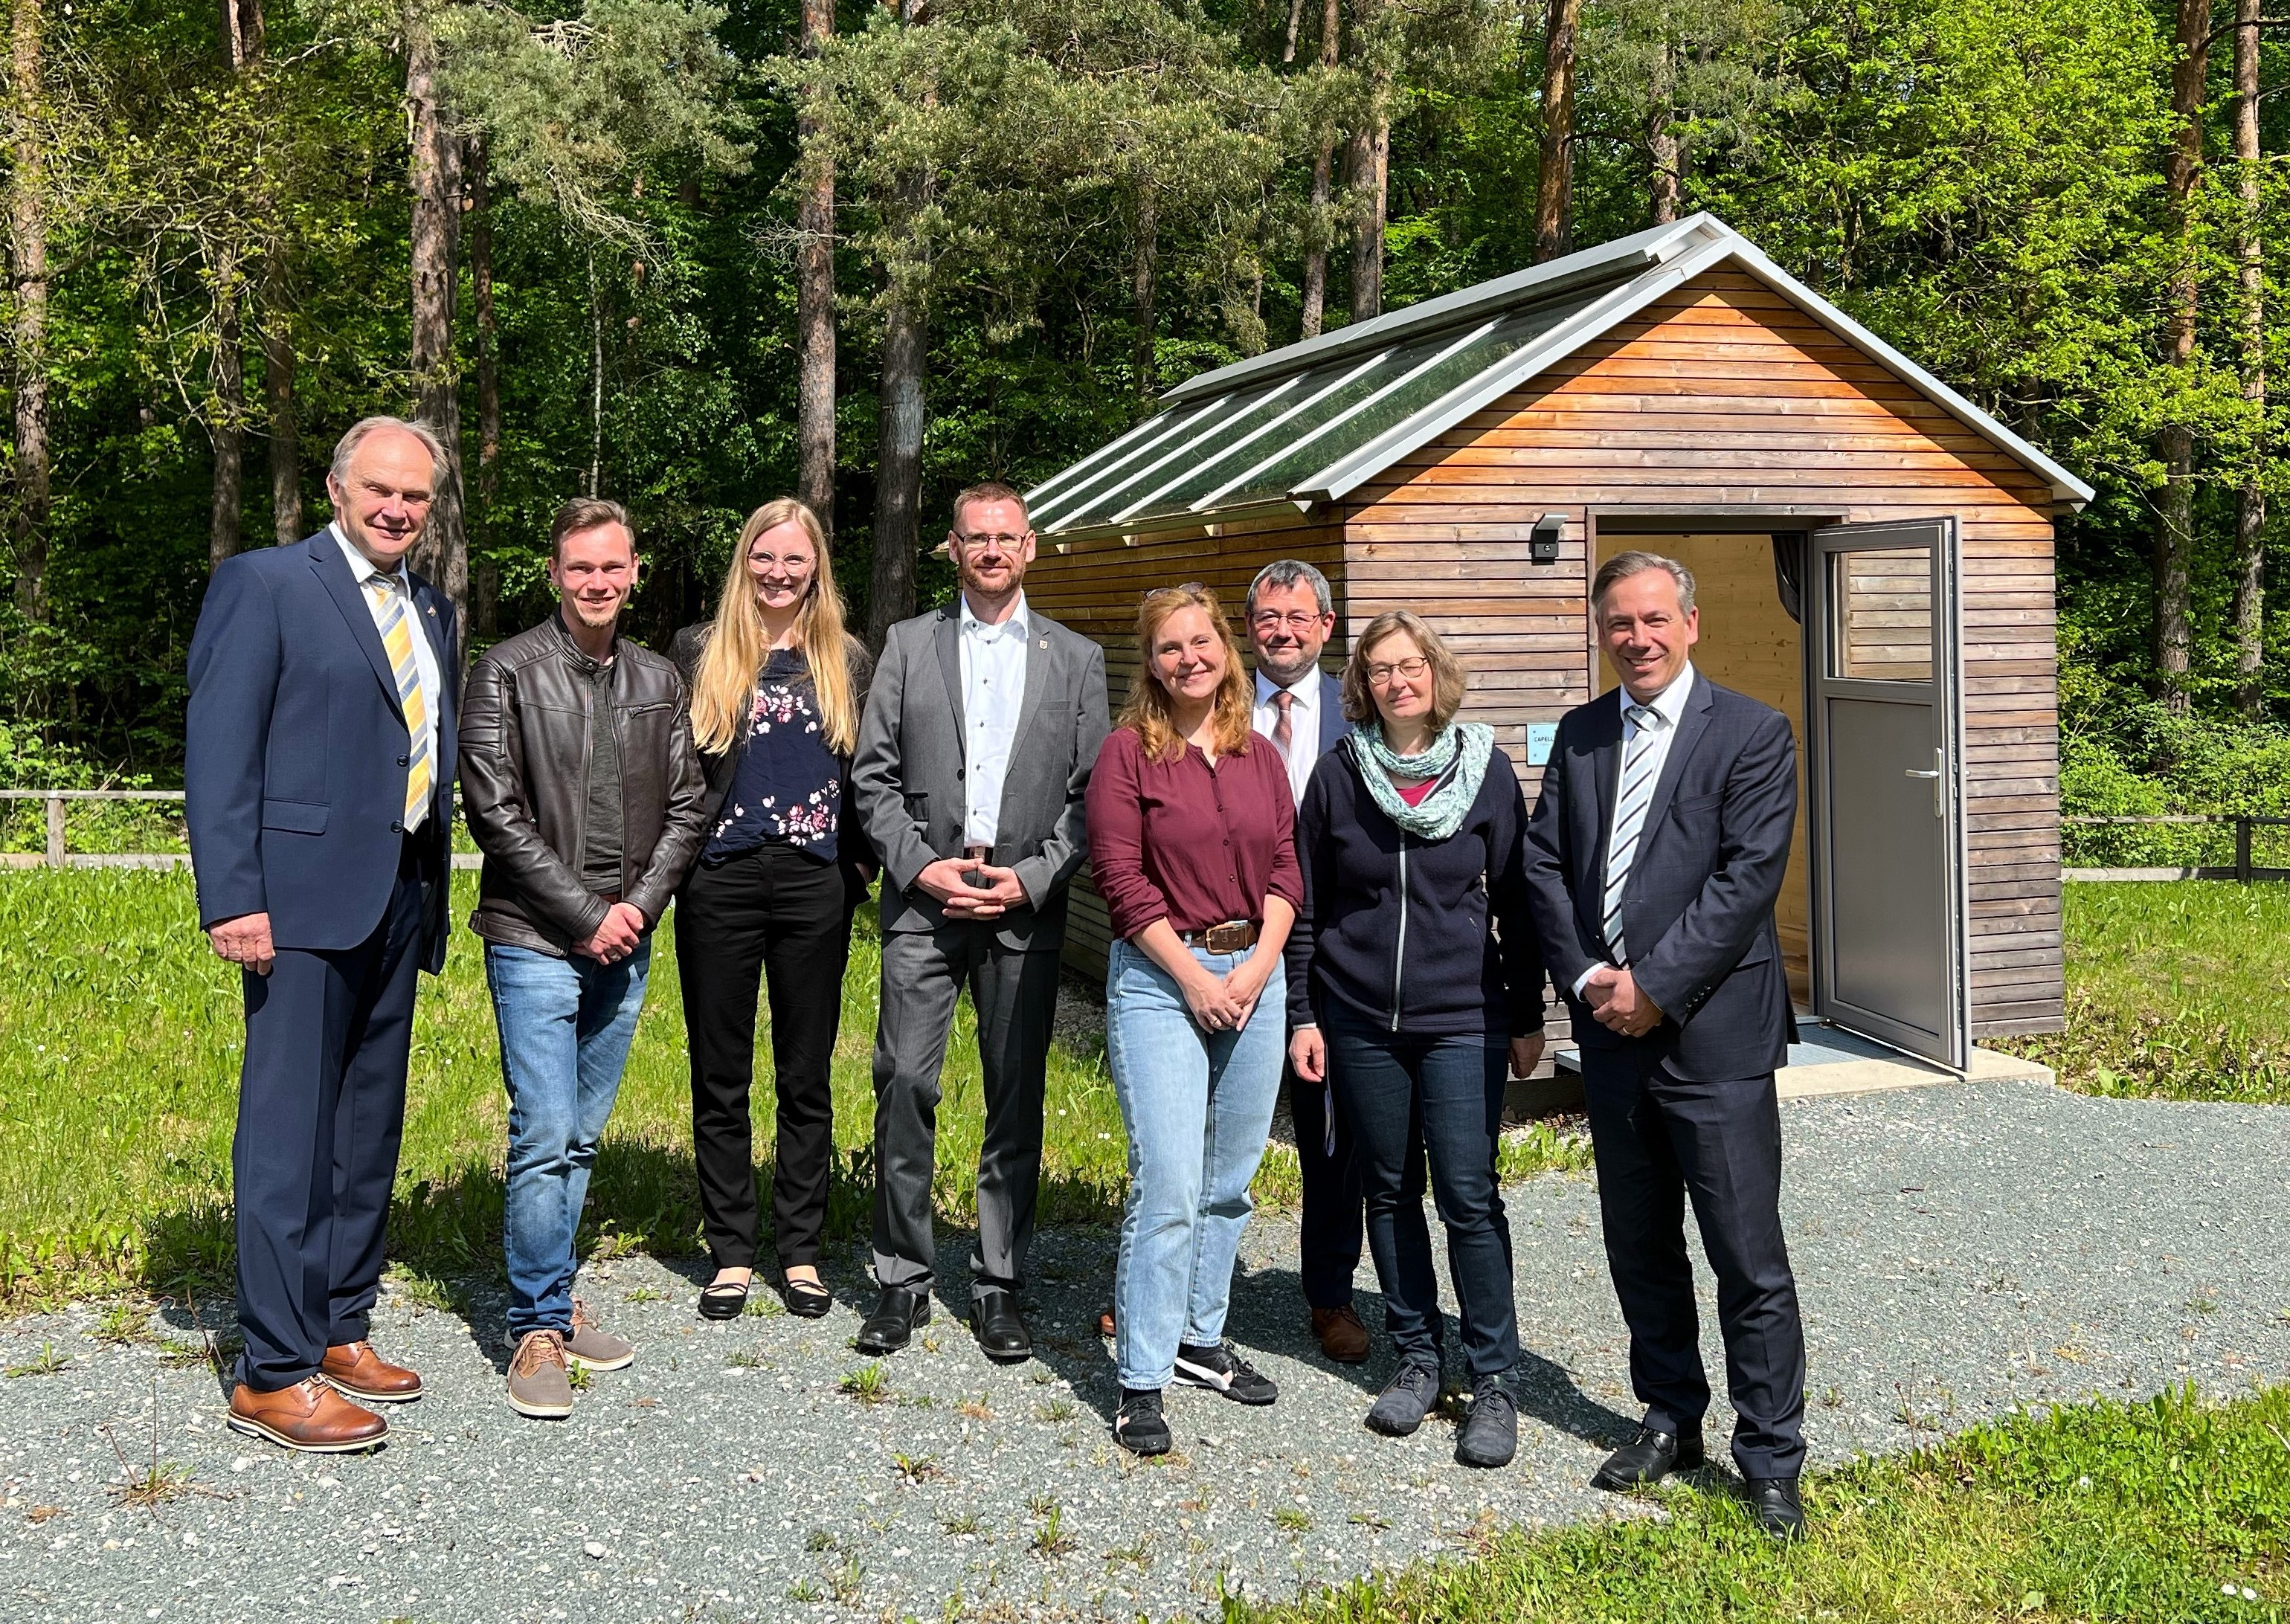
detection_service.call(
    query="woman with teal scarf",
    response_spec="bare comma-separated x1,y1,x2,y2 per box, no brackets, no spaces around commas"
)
1284,609,1548,1469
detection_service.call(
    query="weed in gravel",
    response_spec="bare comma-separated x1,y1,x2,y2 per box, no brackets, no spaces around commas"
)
100,1392,233,1525
726,1349,765,1370
622,1286,666,1304
895,1391,936,1409
920,1333,942,1353
1105,1535,1151,1570
744,1292,784,1318
1820,1384,1844,1409
1028,1365,1056,1385
4,1341,69,1378
1035,1397,1078,1422
942,1511,982,1536
956,1396,993,1421
840,1362,892,1404
785,1577,823,1602
1026,1492,1057,1518
1273,1506,1311,1533
89,1302,150,1344
152,1335,209,1370
805,1529,838,1553
1030,1505,1075,1559
565,1363,593,1391
894,1452,945,1483
1348,1510,1390,1531
382,1266,466,1317
24,1505,64,1524
2187,1294,2219,1315
828,1553,863,1602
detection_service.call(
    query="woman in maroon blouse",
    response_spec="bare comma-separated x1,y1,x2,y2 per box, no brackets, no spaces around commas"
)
1086,584,1301,1457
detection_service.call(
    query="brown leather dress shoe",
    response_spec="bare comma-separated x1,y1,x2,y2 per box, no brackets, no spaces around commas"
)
228,1377,388,1453
320,1340,424,1404
1096,1306,1116,1341
1310,1304,1371,1363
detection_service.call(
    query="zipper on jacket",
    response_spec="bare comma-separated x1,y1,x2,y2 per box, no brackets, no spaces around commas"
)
1390,834,1409,1031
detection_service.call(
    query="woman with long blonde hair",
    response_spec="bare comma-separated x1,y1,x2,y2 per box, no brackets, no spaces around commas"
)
1084,584,1301,1455
669,497,875,1321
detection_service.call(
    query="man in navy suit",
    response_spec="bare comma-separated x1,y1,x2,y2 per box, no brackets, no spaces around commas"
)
1523,550,1807,1538
1244,559,1368,1362
187,416,459,1453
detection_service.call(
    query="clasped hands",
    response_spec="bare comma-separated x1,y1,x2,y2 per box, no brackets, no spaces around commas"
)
1180,952,1273,1034
575,901,647,964
1583,964,1663,1037
914,856,1026,919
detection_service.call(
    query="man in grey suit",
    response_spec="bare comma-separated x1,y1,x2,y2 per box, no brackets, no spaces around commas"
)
1523,550,1807,1540
851,481,1110,1362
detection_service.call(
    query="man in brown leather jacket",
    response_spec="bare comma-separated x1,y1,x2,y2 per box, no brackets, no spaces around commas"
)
460,497,708,1419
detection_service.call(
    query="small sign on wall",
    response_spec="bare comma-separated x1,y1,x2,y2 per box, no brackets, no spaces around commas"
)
1526,723,1556,767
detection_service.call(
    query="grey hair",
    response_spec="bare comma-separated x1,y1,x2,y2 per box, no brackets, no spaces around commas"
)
329,416,450,489
1592,550,1698,616
1246,558,1332,617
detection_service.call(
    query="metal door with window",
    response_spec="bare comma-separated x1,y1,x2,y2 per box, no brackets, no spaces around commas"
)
1807,519,1968,1067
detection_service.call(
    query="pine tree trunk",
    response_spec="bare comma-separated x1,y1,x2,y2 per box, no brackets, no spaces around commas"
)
1647,36,1680,225
1133,190,1160,402
263,258,302,544
2232,0,2266,718
797,0,837,535
1297,0,1339,339
1534,0,1583,263
1345,0,1387,325
868,292,926,648
466,133,498,638
10,0,51,622
2155,0,2210,714
210,257,246,571
407,10,468,651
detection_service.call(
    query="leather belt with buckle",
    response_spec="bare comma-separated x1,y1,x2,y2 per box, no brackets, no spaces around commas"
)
962,845,991,863
1183,920,1259,954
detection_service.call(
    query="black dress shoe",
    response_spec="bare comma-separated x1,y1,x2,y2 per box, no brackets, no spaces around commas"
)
1590,1424,1707,1491
1745,1475,1805,1540
969,1289,1032,1364
854,1286,931,1356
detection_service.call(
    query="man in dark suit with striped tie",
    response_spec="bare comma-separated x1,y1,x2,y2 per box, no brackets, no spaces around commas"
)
187,416,459,1453
1522,550,1807,1538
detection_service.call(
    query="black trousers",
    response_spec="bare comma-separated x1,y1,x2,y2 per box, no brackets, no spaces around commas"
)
676,844,858,1272
1287,1060,1364,1311
234,848,427,1392
869,921,1061,1302
1580,1045,1807,1480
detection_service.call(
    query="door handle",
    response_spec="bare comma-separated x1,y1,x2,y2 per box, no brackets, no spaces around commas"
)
1903,750,1946,817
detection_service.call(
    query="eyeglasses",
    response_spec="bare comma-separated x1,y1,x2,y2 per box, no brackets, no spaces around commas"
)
954,531,1026,551
1366,657,1430,683
1249,610,1324,632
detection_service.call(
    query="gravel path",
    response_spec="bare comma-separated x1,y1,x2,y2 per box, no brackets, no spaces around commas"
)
4,1077,2287,1622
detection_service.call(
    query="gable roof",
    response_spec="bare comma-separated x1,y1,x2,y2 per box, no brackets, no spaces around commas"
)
1025,213,2094,537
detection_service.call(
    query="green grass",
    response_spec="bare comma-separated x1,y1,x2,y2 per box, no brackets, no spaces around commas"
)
0,869,1585,1304
1246,1384,2290,1623
1995,881,2290,1105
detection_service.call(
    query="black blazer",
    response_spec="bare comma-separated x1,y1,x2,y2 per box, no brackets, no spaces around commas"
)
1523,673,1798,1082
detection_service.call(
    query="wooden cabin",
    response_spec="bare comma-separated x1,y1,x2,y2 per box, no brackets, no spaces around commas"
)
1023,213,2088,1067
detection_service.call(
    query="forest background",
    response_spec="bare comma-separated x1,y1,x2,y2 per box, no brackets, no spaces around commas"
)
2,0,2285,835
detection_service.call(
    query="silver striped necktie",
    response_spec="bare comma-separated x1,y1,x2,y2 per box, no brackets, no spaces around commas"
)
1601,704,1665,961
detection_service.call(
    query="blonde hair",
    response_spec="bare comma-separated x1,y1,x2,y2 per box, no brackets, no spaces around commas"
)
1341,609,1469,731
1116,584,1255,763
689,499,858,756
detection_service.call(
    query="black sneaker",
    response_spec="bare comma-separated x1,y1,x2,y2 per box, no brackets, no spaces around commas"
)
1455,1375,1519,1469
1173,1341,1278,1405
1365,1359,1440,1437
1113,1387,1171,1456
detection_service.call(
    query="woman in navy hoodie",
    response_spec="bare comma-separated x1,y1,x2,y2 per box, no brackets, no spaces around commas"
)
1286,608,1546,1469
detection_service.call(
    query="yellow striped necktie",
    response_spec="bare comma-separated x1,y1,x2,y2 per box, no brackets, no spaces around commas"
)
366,576,433,826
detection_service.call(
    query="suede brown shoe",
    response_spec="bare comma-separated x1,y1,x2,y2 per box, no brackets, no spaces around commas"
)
1310,1304,1371,1364
506,1330,574,1419
227,1377,388,1454
320,1340,424,1404
563,1300,634,1372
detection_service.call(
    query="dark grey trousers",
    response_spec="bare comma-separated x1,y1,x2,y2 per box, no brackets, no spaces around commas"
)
870,921,1062,1303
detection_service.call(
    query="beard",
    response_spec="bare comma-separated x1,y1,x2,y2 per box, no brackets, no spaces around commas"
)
568,594,623,628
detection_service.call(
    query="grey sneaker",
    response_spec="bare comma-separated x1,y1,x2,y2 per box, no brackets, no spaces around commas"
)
565,1299,634,1371
1365,1360,1440,1437
1455,1376,1518,1468
506,1330,573,1419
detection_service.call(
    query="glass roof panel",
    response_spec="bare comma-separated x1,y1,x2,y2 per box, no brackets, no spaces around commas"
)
1032,384,1290,531
1028,398,1223,530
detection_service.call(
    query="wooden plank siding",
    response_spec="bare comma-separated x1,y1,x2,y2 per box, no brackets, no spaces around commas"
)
1339,266,2064,1037
1023,509,1347,982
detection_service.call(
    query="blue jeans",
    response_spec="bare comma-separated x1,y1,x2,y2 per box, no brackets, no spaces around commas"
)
1325,1005,1519,1382
486,941,652,1338
1105,938,1287,1391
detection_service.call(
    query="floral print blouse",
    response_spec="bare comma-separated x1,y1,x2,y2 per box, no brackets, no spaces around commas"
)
701,648,844,866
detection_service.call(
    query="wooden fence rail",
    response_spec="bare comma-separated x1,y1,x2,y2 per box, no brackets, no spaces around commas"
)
2060,813,2290,884
0,789,483,871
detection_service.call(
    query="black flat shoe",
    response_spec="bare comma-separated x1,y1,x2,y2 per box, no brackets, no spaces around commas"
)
779,1277,832,1319
1591,1424,1706,1491
854,1286,931,1356
1745,1475,1806,1540
969,1289,1032,1364
698,1280,749,1321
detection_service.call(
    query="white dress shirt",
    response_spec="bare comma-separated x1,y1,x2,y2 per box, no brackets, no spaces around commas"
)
958,592,1031,848
1574,662,1697,994
1252,668,1324,809
332,521,444,834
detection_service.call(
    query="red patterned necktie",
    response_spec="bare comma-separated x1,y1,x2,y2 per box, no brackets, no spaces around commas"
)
1273,689,1294,763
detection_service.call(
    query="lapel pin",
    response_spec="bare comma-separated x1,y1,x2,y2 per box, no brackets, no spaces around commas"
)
1038,637,1048,649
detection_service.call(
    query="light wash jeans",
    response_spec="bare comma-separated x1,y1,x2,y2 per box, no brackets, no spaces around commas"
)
486,940,652,1338
1105,937,1287,1391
